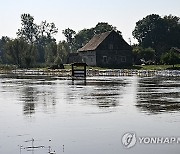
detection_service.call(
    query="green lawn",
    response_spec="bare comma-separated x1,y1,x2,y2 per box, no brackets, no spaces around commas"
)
137,64,180,70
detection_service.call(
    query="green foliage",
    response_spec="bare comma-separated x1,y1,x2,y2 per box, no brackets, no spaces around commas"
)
62,28,76,43
74,28,94,50
17,14,58,45
141,48,155,61
4,38,37,68
54,55,62,65
133,14,163,47
0,36,10,64
2,15,124,67
133,14,180,60
4,13,180,69
0,64,17,70
24,44,38,68
136,64,180,70
133,46,155,64
44,41,57,65
38,21,58,40
62,28,76,51
94,22,121,35
16,13,58,65
161,50,180,67
17,14,38,43
57,41,70,63
63,22,121,52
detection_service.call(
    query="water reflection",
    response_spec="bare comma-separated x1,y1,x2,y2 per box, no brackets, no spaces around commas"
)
21,86,37,115
20,80,57,115
0,76,57,115
0,75,180,154
136,76,180,114
1,75,180,116
67,77,129,108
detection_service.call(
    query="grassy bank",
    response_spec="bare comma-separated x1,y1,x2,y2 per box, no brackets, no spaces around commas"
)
137,64,180,70
64,64,180,70
0,64,17,71
0,64,180,71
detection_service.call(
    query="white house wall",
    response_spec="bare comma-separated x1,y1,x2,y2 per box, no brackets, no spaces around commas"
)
79,51,96,66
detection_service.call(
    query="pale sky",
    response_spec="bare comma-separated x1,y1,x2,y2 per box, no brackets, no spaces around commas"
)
1,0,180,44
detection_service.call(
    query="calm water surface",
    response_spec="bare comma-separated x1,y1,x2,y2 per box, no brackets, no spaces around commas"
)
0,75,180,154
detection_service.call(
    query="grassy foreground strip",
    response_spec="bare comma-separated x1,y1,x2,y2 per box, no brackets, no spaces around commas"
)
0,64,180,71
137,64,180,70
63,64,180,70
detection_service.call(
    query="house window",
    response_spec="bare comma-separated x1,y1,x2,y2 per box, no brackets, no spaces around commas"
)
103,56,107,63
109,44,113,50
121,56,126,62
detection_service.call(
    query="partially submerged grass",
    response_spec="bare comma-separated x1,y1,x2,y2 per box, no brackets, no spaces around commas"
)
138,64,180,70
0,64,180,71
87,64,180,70
0,64,17,71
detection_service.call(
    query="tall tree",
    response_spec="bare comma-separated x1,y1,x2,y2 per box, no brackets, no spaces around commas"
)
0,36,10,63
163,15,180,47
44,41,57,65
37,20,58,44
132,14,164,48
64,22,122,52
57,41,70,63
161,49,180,67
133,14,180,60
62,28,76,51
36,20,58,63
17,14,38,44
93,22,121,35
4,38,37,68
62,28,76,44
17,13,58,64
74,28,94,50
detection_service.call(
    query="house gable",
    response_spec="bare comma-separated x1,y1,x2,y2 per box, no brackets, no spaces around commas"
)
97,30,131,51
78,30,133,68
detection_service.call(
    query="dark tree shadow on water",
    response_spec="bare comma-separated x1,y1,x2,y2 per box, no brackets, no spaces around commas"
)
136,76,180,114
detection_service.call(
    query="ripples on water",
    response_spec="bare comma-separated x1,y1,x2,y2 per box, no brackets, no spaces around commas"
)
136,76,180,114
0,75,180,154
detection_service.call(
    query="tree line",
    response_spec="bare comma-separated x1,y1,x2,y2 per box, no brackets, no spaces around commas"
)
0,13,180,68
133,14,180,66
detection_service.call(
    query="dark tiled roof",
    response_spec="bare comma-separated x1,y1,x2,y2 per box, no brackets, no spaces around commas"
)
78,31,111,52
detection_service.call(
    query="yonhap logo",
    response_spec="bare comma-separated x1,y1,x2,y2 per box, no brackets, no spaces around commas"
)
122,132,180,149
122,132,137,148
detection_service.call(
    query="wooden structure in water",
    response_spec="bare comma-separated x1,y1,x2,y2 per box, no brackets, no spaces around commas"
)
71,63,87,78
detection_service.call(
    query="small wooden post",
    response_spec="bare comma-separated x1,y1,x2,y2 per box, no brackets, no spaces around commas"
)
72,64,74,77
71,63,87,78
84,64,86,78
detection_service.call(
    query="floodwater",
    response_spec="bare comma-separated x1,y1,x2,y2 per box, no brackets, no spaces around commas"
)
0,75,180,154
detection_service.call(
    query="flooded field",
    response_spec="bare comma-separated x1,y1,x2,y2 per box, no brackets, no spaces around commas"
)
0,75,180,154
